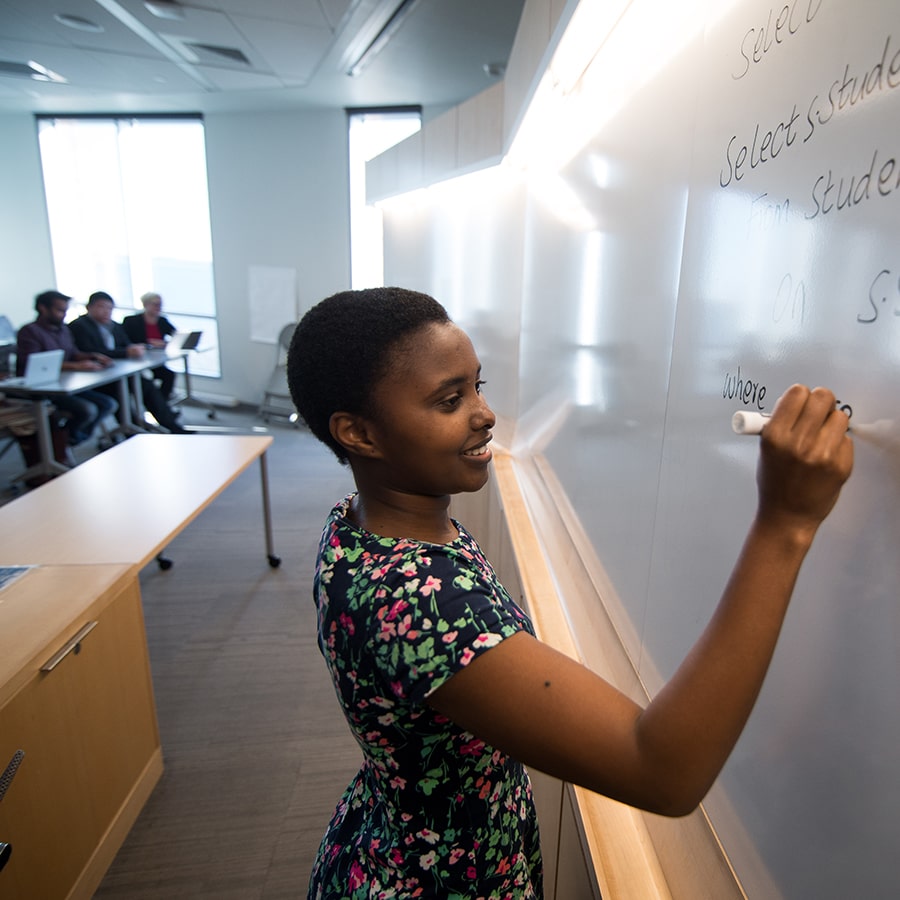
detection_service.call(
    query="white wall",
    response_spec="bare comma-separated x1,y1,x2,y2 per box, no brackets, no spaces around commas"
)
0,115,56,326
203,108,350,403
0,107,351,405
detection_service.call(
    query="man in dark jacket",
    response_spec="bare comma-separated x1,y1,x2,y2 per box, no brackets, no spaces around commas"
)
70,291,189,434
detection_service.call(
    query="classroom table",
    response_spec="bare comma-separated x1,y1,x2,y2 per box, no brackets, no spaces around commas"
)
0,433,280,569
1,356,165,482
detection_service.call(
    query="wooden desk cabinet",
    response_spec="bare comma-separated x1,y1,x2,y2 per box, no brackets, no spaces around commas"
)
0,566,163,900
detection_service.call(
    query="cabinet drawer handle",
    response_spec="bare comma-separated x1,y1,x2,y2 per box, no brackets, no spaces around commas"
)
40,621,98,672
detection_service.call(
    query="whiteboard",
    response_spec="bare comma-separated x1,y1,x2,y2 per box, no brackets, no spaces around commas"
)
649,2,900,896
382,1,900,896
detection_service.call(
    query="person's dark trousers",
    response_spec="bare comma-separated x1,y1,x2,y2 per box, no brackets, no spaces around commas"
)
53,390,118,445
140,375,185,431
152,364,176,400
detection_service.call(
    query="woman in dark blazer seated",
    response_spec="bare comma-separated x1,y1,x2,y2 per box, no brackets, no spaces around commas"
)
122,291,177,399
71,291,188,433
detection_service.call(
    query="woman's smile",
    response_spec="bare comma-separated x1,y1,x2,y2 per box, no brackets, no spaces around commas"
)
462,438,492,460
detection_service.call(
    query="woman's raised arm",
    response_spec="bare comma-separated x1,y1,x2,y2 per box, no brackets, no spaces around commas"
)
429,385,853,815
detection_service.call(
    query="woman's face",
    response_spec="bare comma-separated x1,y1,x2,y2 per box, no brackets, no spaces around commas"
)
365,322,496,497
143,298,162,321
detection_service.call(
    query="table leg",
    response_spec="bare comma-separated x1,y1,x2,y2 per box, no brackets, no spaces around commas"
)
130,374,152,432
115,375,150,436
182,354,193,402
177,353,216,420
259,451,280,568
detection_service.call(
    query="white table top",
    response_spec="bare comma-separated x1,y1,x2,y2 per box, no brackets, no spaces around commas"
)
0,433,273,568
2,355,161,398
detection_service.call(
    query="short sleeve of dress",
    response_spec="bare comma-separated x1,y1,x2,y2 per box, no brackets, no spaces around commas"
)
363,530,534,708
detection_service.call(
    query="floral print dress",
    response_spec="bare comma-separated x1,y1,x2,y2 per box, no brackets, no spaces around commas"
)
308,494,543,899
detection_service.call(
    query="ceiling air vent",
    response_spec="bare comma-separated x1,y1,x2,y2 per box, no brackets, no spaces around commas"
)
184,43,252,66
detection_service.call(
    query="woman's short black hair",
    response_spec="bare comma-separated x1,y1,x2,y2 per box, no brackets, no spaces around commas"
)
287,287,450,463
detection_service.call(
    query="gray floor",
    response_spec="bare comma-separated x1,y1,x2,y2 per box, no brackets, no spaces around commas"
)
2,401,363,897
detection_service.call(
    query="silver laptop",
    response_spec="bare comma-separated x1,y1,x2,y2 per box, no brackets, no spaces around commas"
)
3,349,65,388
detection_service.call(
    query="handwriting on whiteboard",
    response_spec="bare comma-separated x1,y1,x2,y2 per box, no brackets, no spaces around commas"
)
733,0,823,80
858,268,900,323
721,34,900,188
807,147,900,218
723,366,769,410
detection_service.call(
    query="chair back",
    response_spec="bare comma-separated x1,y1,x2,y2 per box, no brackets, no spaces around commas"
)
275,323,296,366
0,315,15,345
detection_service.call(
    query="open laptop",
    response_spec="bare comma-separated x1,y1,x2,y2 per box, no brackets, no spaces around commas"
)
2,349,65,388
166,331,202,354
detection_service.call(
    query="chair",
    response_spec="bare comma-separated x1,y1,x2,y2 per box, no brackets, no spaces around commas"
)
0,315,16,378
258,323,299,425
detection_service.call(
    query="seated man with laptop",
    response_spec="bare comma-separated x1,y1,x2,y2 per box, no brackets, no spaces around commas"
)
16,290,118,446
70,291,190,434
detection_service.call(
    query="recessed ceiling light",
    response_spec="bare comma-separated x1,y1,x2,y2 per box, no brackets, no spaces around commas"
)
54,13,104,33
144,1,186,20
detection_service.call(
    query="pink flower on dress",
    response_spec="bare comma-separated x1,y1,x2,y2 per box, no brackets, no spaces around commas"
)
417,828,440,845
348,860,367,889
460,647,474,666
420,575,441,596
459,737,485,755
449,848,466,865
419,850,437,870
386,599,408,621
473,632,503,648
377,620,397,641
441,629,458,644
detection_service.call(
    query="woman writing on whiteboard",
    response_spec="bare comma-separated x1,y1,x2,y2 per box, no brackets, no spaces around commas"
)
288,287,852,899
